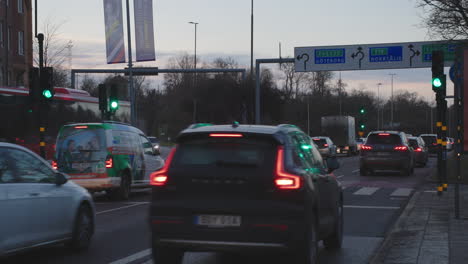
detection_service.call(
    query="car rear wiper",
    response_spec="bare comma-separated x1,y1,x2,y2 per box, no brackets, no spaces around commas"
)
215,160,258,168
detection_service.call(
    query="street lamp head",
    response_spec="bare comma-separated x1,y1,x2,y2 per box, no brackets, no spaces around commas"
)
189,21,199,25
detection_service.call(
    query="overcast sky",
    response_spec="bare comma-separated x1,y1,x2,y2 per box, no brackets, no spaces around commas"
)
38,0,452,101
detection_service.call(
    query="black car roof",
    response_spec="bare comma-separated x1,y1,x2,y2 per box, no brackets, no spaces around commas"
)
178,123,304,143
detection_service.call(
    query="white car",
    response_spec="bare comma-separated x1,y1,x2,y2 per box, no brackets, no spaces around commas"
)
0,143,95,257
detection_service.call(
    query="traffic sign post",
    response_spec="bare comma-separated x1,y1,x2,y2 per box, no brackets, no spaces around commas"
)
295,40,459,72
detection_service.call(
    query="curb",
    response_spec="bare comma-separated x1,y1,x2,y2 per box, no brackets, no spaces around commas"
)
368,190,422,264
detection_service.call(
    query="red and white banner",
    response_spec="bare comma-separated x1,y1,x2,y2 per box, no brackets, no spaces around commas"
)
103,0,126,64
134,0,156,62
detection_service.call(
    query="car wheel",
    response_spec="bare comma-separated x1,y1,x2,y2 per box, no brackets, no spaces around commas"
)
152,246,184,264
108,172,131,200
67,204,93,251
323,199,343,250
295,218,318,264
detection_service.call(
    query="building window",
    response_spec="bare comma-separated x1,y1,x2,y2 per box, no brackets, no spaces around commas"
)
7,26,10,51
0,21,3,47
17,0,23,13
18,31,24,55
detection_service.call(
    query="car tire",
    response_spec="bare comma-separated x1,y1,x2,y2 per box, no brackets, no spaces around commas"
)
323,199,343,250
294,218,319,264
108,172,131,200
67,204,93,252
152,246,184,264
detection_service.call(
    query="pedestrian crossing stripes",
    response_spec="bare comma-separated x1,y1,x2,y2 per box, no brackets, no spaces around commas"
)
347,186,414,197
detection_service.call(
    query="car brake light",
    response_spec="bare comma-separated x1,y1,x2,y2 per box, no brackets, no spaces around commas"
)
415,147,422,152
74,125,88,129
324,144,329,147
361,145,372,150
394,146,408,151
274,146,301,190
379,133,390,136
150,147,177,186
313,138,320,141
432,143,437,146
105,156,113,168
51,160,58,170
209,133,243,138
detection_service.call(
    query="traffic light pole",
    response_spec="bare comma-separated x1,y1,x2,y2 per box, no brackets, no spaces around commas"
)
432,50,448,195
37,33,46,159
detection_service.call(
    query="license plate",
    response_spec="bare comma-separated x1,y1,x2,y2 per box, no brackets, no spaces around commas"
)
72,163,91,171
375,152,389,156
195,215,241,227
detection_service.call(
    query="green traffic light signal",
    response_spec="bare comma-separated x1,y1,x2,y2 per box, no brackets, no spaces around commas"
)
432,77,442,88
42,89,53,99
360,124,365,129
360,108,365,114
110,100,119,110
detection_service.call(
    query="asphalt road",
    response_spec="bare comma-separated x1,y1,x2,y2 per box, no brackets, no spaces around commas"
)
5,150,434,264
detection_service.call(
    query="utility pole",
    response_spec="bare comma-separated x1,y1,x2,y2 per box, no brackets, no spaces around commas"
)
125,0,135,126
377,82,382,130
389,73,396,129
189,21,199,123
250,0,254,78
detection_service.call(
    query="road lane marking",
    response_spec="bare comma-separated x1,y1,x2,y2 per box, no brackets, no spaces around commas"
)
344,205,400,210
424,190,437,193
97,203,148,215
352,169,360,173
337,175,344,179
390,188,413,197
353,187,379,196
109,248,151,264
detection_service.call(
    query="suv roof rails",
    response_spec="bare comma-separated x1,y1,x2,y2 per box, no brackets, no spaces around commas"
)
102,120,132,126
187,123,214,129
277,124,298,129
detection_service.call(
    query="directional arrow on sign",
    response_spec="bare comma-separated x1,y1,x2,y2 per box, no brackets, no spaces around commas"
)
351,47,365,69
296,53,310,71
408,44,421,67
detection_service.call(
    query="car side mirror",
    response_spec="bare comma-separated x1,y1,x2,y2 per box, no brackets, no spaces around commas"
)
55,172,68,186
326,157,340,173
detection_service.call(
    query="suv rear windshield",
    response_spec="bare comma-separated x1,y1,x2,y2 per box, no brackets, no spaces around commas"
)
421,136,436,145
366,134,402,145
312,138,327,148
173,138,276,168
408,138,419,148
56,126,107,173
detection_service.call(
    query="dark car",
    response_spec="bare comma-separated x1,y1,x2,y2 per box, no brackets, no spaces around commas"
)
311,136,337,158
408,136,428,167
360,131,414,176
149,123,343,263
420,134,438,154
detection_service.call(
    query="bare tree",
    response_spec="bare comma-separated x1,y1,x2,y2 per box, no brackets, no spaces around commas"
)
34,17,69,68
417,0,468,40
279,60,308,101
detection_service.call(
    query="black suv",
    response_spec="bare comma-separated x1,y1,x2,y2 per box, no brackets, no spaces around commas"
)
360,131,414,176
149,123,343,263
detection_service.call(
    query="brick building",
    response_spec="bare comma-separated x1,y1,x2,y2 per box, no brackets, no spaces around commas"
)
0,0,33,87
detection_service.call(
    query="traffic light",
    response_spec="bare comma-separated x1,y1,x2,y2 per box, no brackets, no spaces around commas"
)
360,124,365,130
109,85,119,112
40,67,54,100
360,107,366,114
29,67,40,103
431,51,446,93
98,84,107,111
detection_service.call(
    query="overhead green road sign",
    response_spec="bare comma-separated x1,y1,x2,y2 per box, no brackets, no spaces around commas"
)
295,40,464,72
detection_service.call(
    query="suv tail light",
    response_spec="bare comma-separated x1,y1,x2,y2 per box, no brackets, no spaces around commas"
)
324,144,329,147
51,160,58,170
105,156,113,168
394,146,408,151
361,145,372,150
414,147,422,152
151,147,177,186
274,146,301,190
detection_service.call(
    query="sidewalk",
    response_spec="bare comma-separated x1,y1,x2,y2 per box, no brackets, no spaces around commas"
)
371,184,468,264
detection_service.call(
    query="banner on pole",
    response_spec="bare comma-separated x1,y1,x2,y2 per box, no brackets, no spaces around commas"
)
134,0,156,62
103,0,126,64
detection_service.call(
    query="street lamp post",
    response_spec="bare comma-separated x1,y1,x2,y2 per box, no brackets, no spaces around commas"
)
377,83,380,129
389,73,396,129
189,22,198,123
